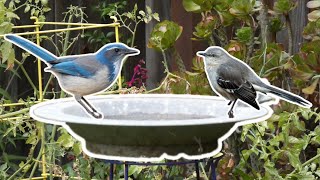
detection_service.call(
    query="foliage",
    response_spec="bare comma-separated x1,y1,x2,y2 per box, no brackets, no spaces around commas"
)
88,1,159,48
236,27,253,44
148,20,183,51
147,20,190,94
83,0,127,51
307,0,320,22
274,0,296,14
108,3,159,47
0,4,116,180
234,108,320,179
181,0,320,179
0,2,202,180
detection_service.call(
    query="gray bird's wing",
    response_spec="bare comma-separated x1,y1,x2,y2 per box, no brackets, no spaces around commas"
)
217,64,260,110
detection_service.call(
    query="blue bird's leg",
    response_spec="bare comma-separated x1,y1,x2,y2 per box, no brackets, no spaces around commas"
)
228,99,237,118
76,96,103,119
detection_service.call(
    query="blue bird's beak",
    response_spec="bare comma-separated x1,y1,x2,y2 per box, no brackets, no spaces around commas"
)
125,48,140,56
196,51,206,57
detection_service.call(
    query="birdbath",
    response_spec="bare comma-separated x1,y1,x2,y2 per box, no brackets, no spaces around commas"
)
30,94,273,162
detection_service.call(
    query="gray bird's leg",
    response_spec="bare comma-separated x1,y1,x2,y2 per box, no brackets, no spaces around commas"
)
228,101,232,105
228,99,237,118
76,96,103,119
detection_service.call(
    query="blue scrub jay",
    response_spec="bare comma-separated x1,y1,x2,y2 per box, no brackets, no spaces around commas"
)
5,34,140,119
197,46,312,118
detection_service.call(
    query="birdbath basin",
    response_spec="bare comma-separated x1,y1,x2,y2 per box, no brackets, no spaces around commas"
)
30,94,273,162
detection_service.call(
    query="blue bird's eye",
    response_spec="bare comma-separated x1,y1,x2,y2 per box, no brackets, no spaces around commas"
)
114,48,120,53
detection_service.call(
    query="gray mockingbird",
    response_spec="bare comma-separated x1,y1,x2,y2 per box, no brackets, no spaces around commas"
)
197,46,312,118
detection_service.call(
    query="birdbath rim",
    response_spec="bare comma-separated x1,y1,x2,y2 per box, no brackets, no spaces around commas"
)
30,94,273,127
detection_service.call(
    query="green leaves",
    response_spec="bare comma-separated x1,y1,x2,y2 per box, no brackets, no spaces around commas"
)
236,108,320,179
57,133,74,148
236,27,253,43
182,0,215,12
274,0,296,14
193,16,217,41
148,20,183,51
229,0,255,17
0,41,15,66
307,1,320,22
303,20,320,41
0,163,8,179
183,0,201,12
308,10,320,22
56,128,83,156
307,0,320,9
269,17,283,33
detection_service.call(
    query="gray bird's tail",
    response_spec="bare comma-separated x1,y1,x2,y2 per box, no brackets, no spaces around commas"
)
262,84,312,108
4,34,58,63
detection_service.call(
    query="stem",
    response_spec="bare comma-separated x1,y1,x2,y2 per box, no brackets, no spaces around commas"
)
2,58,26,101
173,48,186,72
8,133,38,179
146,73,170,93
116,12,134,34
245,15,256,64
131,24,137,47
59,15,73,99
130,19,143,47
289,153,320,176
200,162,209,180
4,154,28,160
42,74,54,96
259,1,269,46
7,159,33,180
20,141,39,178
259,30,268,76
0,108,29,119
146,49,190,93
48,125,57,180
284,14,293,91
161,50,169,73
14,2,27,11
28,123,46,179
15,60,39,96
285,14,293,55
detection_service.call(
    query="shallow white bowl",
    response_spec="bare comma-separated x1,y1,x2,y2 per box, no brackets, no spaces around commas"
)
30,94,273,162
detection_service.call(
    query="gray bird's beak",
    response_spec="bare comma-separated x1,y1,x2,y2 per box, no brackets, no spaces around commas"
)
196,51,206,57
125,48,140,56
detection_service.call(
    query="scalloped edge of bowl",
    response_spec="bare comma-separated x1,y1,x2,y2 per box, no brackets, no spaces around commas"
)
30,94,275,162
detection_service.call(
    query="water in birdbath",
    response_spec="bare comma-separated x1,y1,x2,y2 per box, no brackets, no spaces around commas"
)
104,113,214,121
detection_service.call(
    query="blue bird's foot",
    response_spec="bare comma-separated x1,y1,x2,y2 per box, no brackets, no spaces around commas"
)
92,111,103,119
77,96,103,119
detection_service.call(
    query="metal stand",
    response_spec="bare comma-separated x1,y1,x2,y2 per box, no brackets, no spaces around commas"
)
106,156,223,180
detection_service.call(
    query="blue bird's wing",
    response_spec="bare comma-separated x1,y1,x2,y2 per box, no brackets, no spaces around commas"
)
4,34,58,62
48,55,102,78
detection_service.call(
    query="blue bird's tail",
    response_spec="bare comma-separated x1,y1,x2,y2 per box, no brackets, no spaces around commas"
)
4,34,58,63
